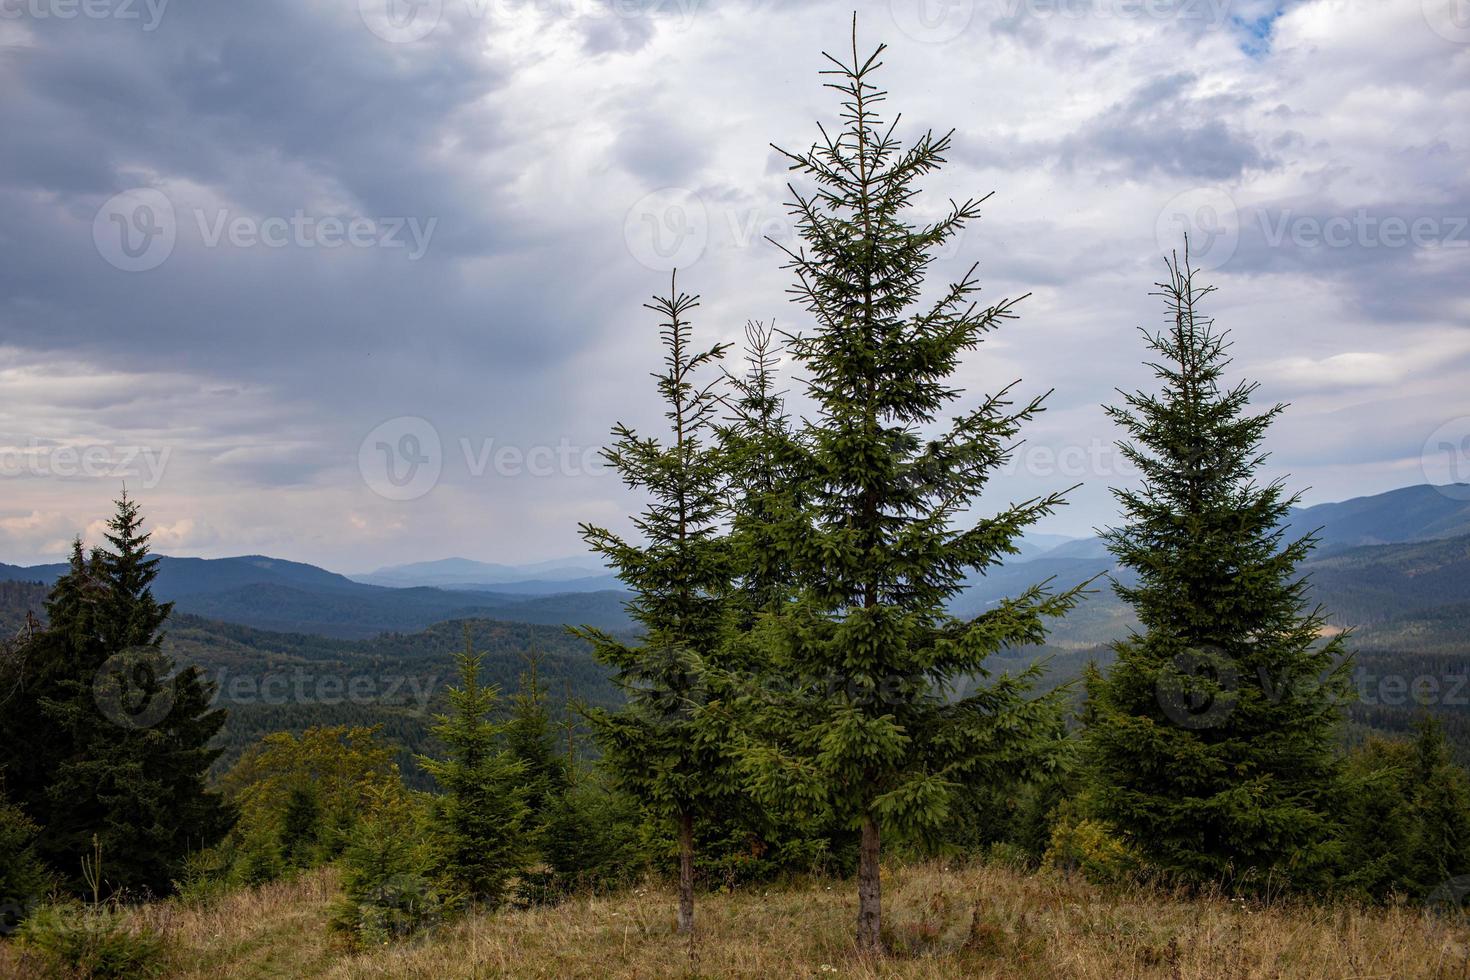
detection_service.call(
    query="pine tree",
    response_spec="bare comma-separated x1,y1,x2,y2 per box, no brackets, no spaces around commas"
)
734,23,1078,951
417,629,530,907
503,654,569,848
719,321,808,621
1407,717,1470,891
1083,250,1351,889
574,273,738,936
3,494,231,895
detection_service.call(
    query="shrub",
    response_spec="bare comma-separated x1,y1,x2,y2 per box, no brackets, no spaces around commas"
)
331,779,441,944
1043,802,1139,884
15,903,170,979
0,795,52,934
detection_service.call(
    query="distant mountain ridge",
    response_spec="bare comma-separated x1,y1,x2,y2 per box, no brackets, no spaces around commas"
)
2,483,1466,641
1012,483,1470,564
354,556,609,589
0,554,631,639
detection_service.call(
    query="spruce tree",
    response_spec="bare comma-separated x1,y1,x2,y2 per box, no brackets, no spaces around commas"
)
1083,250,1351,889
719,321,807,621
417,629,530,908
504,655,569,851
574,274,738,936
4,494,231,895
1407,717,1470,892
734,24,1078,951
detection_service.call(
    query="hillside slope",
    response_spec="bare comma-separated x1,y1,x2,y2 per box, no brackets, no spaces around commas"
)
8,862,1458,979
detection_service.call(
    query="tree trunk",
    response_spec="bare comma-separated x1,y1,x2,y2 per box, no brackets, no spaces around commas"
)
677,811,695,936
857,813,882,953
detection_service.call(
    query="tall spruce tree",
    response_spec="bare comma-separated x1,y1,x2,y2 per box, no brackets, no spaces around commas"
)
1083,250,1350,889
574,274,737,936
504,654,569,848
719,321,807,622
733,24,1079,951
417,629,530,907
1,494,231,895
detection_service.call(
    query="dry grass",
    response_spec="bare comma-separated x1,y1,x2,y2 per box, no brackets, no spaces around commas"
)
5,862,1468,979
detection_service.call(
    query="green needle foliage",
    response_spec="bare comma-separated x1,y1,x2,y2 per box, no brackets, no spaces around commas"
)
719,320,809,622
1084,249,1351,891
417,629,530,909
733,22,1081,951
0,493,230,898
574,274,739,936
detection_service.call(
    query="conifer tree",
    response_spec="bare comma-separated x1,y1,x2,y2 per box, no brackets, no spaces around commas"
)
1083,250,1351,889
734,24,1078,951
2,494,231,895
719,321,807,621
417,629,529,907
574,274,737,936
1407,717,1470,891
504,655,569,850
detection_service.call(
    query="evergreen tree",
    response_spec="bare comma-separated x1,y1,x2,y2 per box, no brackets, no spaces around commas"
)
1407,717,1470,891
504,654,569,841
0,790,51,934
1084,250,1351,889
417,630,530,907
1,494,231,895
719,321,808,621
574,274,738,936
733,24,1079,951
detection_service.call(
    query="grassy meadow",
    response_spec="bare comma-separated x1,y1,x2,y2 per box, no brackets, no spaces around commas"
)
4,861,1465,979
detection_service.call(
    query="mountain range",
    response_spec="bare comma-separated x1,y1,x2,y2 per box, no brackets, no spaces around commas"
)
2,482,1468,643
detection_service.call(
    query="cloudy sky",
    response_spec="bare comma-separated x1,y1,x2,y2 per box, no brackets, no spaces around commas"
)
1,0,1466,571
